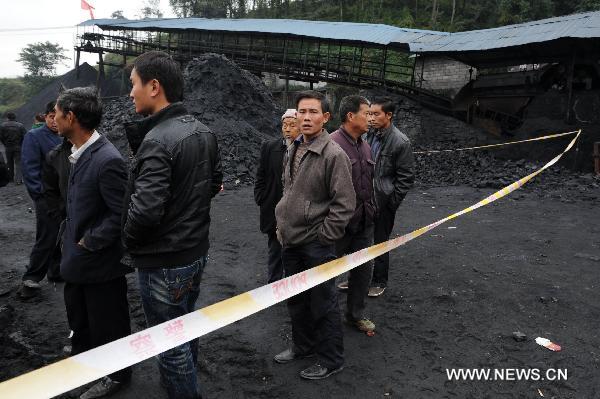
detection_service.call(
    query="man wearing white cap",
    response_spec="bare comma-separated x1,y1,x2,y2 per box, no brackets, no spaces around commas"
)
254,109,300,282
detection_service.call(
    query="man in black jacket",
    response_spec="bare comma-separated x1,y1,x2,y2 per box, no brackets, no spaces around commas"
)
254,108,299,283
42,138,72,222
56,87,132,399
125,51,222,399
0,112,26,183
366,97,415,297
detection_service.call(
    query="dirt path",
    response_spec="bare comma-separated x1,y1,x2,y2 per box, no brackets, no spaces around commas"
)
1,181,599,398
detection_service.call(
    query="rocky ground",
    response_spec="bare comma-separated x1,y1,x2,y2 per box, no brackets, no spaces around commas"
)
1,170,599,398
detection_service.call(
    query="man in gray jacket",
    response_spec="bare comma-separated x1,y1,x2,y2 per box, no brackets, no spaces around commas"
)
274,90,355,380
367,96,415,297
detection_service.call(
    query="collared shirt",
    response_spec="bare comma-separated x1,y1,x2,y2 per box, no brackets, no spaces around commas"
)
69,131,101,164
291,130,322,181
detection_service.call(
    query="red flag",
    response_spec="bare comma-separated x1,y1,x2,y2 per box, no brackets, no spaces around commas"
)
81,0,95,20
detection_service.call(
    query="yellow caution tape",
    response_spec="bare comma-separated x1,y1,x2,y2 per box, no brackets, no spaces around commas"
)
0,130,582,399
413,130,579,154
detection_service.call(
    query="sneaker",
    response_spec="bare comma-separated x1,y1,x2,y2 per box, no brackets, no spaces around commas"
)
80,376,124,399
368,286,386,297
273,348,315,364
351,318,376,333
336,280,349,291
300,363,343,380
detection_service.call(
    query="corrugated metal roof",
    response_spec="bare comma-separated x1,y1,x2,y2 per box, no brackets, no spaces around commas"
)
411,11,600,52
79,17,447,47
79,11,600,52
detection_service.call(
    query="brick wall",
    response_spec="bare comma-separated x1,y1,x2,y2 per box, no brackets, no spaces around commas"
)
415,55,475,97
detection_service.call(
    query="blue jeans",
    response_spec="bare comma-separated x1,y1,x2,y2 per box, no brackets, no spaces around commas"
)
138,257,207,399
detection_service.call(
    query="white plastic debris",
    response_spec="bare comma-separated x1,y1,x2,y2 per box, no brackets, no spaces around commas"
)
535,337,561,351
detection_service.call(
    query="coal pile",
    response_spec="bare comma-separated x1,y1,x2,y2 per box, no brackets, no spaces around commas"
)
15,63,121,130
100,54,282,185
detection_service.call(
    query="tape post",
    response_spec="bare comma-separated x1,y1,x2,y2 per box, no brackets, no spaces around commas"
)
0,130,582,399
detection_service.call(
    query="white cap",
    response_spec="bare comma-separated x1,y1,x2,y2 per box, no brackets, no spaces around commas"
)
281,109,297,120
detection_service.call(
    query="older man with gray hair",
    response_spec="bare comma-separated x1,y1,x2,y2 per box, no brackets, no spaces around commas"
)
255,108,300,283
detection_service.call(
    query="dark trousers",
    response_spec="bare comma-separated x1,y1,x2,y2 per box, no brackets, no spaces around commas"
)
23,198,61,282
372,204,397,287
282,240,343,369
267,230,283,283
5,146,21,183
64,275,132,383
335,225,374,321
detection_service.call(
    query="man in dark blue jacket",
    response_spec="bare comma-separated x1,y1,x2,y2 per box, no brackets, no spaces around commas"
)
56,87,131,399
19,101,62,297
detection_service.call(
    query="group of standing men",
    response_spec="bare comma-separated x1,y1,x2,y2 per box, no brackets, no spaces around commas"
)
13,51,222,399
255,92,414,379
8,47,413,397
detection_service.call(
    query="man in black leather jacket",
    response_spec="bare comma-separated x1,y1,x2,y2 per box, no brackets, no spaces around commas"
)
124,51,222,399
366,97,414,297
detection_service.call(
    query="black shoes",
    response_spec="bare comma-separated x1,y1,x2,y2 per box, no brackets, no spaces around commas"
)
300,363,344,380
368,286,386,297
273,348,315,364
79,376,126,399
17,280,41,299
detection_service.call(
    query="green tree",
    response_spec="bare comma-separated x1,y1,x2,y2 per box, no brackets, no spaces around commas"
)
111,10,126,19
575,0,600,11
17,42,69,97
169,0,232,17
0,78,27,115
139,0,164,18
17,41,69,78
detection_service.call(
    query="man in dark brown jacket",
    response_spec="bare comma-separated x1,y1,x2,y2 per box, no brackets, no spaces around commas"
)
274,90,355,380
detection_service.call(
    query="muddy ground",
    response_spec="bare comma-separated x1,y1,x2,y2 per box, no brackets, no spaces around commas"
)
1,172,599,398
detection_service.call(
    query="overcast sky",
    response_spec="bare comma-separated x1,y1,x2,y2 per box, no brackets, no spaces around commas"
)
0,0,175,78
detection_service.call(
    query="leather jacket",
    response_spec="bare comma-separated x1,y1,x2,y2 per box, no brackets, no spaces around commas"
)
366,124,415,211
123,103,223,268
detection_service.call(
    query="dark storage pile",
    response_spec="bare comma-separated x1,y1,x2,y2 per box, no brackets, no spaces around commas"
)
100,54,283,186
